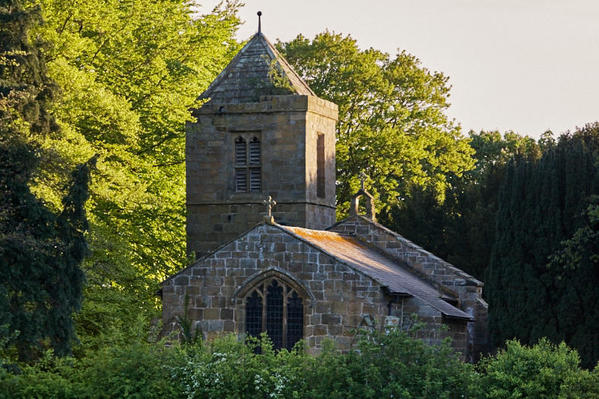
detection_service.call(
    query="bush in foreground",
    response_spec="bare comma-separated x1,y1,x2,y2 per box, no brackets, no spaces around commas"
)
2,332,599,398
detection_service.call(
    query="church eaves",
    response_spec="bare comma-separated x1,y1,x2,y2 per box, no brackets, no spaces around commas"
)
199,32,315,104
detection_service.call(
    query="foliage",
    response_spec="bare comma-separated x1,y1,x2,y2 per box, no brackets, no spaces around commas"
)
173,334,309,399
21,0,242,348
548,198,599,369
0,0,91,361
278,32,474,216
304,328,480,399
1,330,478,398
3,331,599,398
175,294,202,346
480,339,599,399
384,130,544,279
0,342,187,399
486,124,599,368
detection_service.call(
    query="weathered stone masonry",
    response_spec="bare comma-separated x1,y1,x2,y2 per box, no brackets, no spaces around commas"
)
329,215,488,359
162,221,483,356
164,224,383,351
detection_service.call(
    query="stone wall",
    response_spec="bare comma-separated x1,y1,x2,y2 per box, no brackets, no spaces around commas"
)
162,223,467,354
329,215,488,360
186,95,337,258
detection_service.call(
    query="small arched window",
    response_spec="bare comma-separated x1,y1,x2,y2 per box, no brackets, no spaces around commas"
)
234,135,261,192
245,278,304,350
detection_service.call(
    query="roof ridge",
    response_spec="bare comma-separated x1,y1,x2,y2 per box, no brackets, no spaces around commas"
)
334,215,483,287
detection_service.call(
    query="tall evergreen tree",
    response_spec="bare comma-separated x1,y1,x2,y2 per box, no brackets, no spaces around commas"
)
383,130,543,280
549,199,599,368
0,0,91,360
486,124,599,367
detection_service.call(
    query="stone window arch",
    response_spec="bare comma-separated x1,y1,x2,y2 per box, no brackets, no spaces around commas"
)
237,270,311,350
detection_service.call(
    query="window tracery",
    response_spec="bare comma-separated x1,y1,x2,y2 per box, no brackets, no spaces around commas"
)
244,277,304,350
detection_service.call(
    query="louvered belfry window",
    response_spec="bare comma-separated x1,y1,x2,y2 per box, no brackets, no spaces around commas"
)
234,135,261,192
244,278,304,350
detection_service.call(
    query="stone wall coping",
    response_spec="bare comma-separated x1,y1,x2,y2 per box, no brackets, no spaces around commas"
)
328,215,483,287
193,94,338,121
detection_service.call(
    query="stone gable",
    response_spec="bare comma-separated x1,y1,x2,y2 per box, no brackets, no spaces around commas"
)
328,215,489,359
162,223,474,355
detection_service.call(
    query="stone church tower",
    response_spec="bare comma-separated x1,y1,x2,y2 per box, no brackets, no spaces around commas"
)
165,25,488,360
186,32,338,258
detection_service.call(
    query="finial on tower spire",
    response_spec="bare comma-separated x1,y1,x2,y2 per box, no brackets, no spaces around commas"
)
257,11,262,33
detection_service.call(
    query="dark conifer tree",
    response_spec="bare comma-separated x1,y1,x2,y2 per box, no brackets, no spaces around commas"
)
0,0,91,360
487,124,599,368
382,131,542,280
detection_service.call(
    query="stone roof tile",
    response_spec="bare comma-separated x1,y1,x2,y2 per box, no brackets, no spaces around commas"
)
200,32,315,104
283,226,473,320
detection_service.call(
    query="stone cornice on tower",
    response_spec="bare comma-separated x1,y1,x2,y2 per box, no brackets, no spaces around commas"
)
199,32,315,104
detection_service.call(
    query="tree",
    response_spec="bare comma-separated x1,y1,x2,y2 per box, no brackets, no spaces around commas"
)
548,199,599,368
384,130,543,279
21,0,242,347
486,124,599,368
277,32,474,216
0,0,91,360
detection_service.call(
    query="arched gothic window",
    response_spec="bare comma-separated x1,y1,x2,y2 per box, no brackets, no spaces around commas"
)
234,135,261,192
245,278,304,350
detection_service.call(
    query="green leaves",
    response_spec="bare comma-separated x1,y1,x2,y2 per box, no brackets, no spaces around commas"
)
480,339,595,399
20,0,242,347
278,32,474,215
1,0,92,361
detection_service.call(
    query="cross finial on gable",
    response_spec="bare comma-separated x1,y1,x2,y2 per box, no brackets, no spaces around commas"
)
263,195,276,224
257,11,262,33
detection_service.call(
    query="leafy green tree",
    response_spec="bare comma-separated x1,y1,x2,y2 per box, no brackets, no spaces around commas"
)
21,0,242,348
278,32,474,215
0,0,91,360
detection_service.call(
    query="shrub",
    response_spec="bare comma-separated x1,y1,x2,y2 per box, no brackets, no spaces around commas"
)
74,341,186,399
173,334,309,399
0,350,78,399
304,329,481,399
480,338,599,398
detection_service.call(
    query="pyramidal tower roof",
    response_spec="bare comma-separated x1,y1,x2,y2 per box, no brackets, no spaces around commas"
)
199,32,315,104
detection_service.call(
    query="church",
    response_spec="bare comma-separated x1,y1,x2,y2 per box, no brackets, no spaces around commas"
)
161,27,488,361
